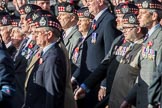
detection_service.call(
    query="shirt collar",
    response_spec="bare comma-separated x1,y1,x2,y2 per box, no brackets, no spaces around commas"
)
6,41,12,48
148,23,161,37
94,8,107,21
42,42,55,56
65,26,74,38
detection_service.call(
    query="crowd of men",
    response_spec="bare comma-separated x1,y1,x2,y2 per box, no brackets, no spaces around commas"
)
0,0,161,108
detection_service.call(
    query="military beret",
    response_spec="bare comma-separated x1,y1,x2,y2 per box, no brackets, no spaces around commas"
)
0,15,12,26
11,18,20,27
115,2,139,15
26,10,52,24
58,2,77,14
19,4,42,15
77,7,94,19
135,0,162,10
123,13,139,25
34,16,62,31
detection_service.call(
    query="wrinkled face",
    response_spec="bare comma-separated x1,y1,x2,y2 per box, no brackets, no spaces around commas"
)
35,28,48,47
122,24,137,42
116,14,124,30
77,17,91,34
87,0,100,15
29,23,37,40
36,1,50,11
11,28,24,48
137,9,153,28
20,15,30,34
57,12,73,29
0,26,11,44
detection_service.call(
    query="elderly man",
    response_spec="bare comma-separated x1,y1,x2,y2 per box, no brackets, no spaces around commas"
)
71,7,94,81
22,16,76,108
0,14,16,57
12,4,42,108
74,13,147,108
115,2,139,30
73,0,121,107
0,12,15,108
120,0,162,108
57,2,82,59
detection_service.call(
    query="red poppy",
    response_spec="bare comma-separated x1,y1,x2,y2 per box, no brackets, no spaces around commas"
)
39,58,43,64
147,41,153,47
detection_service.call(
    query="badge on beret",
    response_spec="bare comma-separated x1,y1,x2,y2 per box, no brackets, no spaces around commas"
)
2,17,7,25
142,1,149,8
25,6,31,13
66,5,72,12
121,6,129,14
84,10,90,17
39,17,46,26
128,16,136,23
32,13,38,20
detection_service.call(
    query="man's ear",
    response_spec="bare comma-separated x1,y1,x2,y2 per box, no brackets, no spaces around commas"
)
136,26,141,34
152,11,158,21
47,31,53,39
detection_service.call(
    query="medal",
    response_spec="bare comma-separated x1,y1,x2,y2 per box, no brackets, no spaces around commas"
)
91,33,97,44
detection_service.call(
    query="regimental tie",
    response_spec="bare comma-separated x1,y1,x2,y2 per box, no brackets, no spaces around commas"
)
143,33,149,43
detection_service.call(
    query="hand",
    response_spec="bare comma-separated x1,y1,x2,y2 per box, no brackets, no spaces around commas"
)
74,87,86,100
71,77,79,91
120,100,131,108
98,87,106,101
105,105,109,108
148,104,161,108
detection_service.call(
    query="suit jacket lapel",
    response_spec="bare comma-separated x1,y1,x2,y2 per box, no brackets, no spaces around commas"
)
64,26,78,46
144,27,162,45
86,9,109,39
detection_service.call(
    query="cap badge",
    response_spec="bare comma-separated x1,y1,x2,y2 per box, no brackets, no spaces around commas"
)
121,6,129,14
39,17,46,26
2,17,7,25
84,10,90,17
25,6,31,13
128,16,136,23
142,1,149,8
66,5,72,12
32,13,39,20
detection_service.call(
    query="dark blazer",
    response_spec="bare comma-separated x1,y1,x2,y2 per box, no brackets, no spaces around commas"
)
12,38,39,108
75,9,122,85
0,47,15,108
7,44,17,58
23,42,75,108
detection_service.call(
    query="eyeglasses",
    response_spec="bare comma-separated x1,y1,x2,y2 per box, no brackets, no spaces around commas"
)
123,26,137,32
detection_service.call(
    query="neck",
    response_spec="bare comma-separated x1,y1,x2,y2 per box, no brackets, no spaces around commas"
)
81,31,88,37
93,5,107,16
147,21,159,30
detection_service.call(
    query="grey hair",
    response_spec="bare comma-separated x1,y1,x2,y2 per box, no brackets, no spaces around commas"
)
44,27,61,38
147,9,162,22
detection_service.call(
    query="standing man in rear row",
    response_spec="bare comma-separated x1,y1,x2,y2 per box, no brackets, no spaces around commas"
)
72,0,122,107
